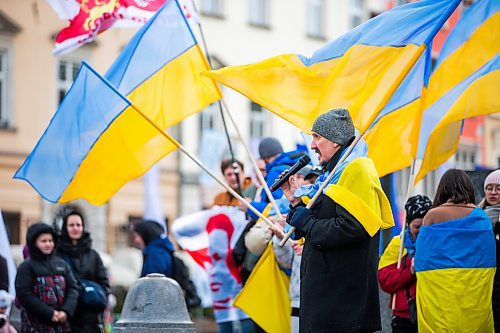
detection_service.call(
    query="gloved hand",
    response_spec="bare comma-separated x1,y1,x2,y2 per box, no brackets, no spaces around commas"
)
289,206,313,232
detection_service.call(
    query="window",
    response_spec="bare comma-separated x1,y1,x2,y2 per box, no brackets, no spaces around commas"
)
200,103,219,133
0,49,9,128
249,0,270,28
422,170,440,199
394,0,410,5
394,167,411,205
350,0,365,28
250,101,267,138
57,60,80,105
2,210,20,244
454,147,478,170
201,0,223,17
0,42,13,129
306,0,325,39
0,13,19,129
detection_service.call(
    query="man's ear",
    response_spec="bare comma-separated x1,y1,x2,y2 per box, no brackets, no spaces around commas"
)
332,142,341,149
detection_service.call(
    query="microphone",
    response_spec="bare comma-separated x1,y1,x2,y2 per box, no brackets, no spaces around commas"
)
269,155,311,192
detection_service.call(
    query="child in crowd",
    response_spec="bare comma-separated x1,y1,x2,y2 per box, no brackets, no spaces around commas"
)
15,223,78,333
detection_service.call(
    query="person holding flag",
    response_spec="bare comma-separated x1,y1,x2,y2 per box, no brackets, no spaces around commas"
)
281,108,393,332
378,194,432,332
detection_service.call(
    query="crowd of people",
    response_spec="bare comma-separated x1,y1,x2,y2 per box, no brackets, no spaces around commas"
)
1,108,499,333
203,108,500,333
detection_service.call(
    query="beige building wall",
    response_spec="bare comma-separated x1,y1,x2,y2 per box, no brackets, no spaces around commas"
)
0,1,180,251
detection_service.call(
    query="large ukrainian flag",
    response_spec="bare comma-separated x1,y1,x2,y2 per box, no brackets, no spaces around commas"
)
365,46,431,177
105,0,221,130
204,0,460,134
14,62,178,205
414,208,496,332
415,0,500,182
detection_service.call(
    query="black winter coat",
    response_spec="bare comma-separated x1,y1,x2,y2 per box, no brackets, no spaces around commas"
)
289,194,381,333
15,256,79,331
55,232,110,332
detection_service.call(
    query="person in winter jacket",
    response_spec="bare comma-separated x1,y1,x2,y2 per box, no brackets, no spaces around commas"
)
478,169,500,331
132,220,175,278
281,109,393,332
378,194,432,333
15,223,78,333
54,209,111,333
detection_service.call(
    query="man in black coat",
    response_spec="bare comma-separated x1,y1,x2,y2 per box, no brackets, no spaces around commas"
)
281,108,393,333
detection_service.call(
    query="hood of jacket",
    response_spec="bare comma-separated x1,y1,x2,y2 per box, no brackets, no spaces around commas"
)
134,220,165,246
26,222,57,261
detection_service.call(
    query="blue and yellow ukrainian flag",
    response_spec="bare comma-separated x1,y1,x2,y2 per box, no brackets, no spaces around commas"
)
415,0,500,182
14,62,178,205
365,46,431,177
414,208,496,332
105,0,221,130
204,0,460,134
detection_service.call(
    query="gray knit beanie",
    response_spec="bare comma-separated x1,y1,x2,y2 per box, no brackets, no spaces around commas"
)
311,108,355,145
259,137,283,159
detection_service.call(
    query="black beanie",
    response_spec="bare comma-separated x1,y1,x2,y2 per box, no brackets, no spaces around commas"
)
405,195,432,224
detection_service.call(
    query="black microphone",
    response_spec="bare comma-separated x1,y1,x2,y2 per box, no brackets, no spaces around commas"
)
269,155,311,192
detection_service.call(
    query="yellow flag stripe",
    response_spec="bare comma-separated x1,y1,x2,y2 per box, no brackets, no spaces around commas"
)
59,108,177,204
128,45,222,130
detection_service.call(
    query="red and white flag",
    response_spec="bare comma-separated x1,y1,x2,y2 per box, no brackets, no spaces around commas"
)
171,206,247,270
47,0,200,55
172,206,250,322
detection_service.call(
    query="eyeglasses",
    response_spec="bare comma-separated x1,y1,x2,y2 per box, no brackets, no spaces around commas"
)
485,185,500,192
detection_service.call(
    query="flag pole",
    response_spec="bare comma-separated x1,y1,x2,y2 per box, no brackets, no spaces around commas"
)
390,159,418,309
128,103,285,237
191,2,283,219
221,99,283,219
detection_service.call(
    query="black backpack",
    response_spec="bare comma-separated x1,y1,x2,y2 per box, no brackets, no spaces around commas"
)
171,254,202,310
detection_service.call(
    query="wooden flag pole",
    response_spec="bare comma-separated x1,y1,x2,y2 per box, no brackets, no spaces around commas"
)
391,159,418,309
129,103,285,238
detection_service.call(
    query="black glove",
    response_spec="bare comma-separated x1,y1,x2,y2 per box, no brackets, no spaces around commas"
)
290,206,313,232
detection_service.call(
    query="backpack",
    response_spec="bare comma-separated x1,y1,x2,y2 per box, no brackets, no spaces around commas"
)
171,254,201,309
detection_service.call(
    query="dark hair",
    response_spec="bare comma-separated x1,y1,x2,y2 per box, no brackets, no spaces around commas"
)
433,169,475,207
220,159,244,174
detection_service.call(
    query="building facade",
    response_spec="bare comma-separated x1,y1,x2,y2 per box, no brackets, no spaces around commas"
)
0,1,180,251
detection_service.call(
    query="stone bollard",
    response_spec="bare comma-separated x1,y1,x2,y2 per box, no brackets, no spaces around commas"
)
115,273,196,332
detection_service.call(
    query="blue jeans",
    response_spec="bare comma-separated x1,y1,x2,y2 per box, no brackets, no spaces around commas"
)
217,319,254,333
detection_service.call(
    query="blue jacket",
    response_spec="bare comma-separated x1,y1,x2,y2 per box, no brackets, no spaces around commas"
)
249,150,304,219
141,237,175,278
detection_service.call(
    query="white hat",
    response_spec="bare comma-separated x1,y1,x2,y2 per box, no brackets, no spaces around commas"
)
485,169,500,188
